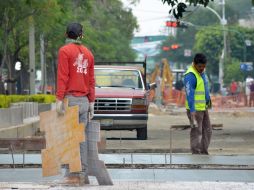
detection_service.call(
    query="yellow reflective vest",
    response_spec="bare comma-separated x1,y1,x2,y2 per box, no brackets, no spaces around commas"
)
184,66,206,111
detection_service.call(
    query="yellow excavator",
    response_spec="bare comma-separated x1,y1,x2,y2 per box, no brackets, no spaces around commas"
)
149,58,174,104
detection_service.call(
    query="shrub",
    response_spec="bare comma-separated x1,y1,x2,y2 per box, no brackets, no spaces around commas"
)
0,94,56,108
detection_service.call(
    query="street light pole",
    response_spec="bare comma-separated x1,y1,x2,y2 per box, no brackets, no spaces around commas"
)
189,3,227,91
220,0,227,91
40,34,45,94
29,16,36,94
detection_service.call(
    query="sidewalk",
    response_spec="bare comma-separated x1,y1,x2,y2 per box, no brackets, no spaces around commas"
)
1,153,254,166
0,154,254,189
0,181,254,190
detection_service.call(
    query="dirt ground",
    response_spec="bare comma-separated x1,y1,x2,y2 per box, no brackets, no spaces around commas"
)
104,104,254,155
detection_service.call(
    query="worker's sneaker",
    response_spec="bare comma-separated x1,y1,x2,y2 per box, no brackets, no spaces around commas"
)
61,176,84,186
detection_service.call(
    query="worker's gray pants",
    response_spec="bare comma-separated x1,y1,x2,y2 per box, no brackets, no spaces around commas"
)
65,95,89,177
187,110,212,154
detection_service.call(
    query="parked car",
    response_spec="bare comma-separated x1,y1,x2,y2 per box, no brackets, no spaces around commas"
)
93,61,155,140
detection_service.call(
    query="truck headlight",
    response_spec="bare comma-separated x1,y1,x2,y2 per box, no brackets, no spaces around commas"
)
132,98,147,110
132,98,146,105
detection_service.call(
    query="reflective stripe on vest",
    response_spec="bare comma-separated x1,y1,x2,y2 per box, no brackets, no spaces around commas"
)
184,66,206,111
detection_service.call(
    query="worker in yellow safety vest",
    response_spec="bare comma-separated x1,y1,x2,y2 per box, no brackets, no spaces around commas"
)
184,53,212,155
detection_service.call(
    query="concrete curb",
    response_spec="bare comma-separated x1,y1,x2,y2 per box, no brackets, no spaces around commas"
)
0,118,39,138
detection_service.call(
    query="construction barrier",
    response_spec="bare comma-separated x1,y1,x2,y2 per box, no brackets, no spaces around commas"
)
163,88,185,106
210,93,246,110
150,87,252,110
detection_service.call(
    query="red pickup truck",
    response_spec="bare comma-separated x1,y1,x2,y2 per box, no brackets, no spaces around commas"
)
93,61,154,140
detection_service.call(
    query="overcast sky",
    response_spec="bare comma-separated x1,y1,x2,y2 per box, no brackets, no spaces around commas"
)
122,0,171,36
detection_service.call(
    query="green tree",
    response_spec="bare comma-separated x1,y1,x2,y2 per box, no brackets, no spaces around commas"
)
155,6,220,68
224,58,245,85
0,0,67,93
226,26,254,63
162,0,214,19
194,25,254,80
193,26,223,76
83,0,138,61
161,0,252,20
156,0,251,70
0,0,138,94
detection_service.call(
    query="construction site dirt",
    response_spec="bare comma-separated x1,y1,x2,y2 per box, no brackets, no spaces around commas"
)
104,104,254,156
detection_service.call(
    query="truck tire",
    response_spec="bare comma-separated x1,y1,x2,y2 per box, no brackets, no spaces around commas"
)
137,126,147,140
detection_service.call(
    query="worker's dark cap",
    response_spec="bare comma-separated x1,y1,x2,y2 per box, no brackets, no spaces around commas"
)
66,23,83,39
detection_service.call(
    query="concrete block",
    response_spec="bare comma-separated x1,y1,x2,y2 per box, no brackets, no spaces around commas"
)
0,119,39,138
0,126,18,138
0,107,23,128
17,121,39,138
85,121,113,185
10,107,23,126
11,102,39,119
38,103,52,113
0,108,11,128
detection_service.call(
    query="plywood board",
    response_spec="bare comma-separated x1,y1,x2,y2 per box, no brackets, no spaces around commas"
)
40,102,85,177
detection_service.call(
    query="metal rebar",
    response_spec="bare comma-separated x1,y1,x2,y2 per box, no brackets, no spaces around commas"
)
10,145,15,169
23,151,25,167
123,157,125,167
170,127,173,168
119,131,122,154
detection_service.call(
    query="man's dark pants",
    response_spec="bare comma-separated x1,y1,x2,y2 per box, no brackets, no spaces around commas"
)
187,109,212,154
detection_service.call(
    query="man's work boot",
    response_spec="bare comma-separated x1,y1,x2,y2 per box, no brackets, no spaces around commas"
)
191,150,200,154
200,150,209,155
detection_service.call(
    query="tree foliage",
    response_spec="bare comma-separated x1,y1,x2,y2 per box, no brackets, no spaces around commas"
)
0,0,138,94
194,25,254,82
155,6,220,68
224,58,245,85
162,0,214,19
0,0,66,93
158,0,254,85
193,26,223,76
84,0,138,61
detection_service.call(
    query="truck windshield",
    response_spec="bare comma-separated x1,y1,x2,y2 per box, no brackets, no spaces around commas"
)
95,69,143,89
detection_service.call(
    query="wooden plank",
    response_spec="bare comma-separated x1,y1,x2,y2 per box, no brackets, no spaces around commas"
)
0,138,45,151
40,100,85,177
170,124,223,130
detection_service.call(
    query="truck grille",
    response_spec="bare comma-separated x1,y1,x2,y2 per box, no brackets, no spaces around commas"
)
95,98,132,111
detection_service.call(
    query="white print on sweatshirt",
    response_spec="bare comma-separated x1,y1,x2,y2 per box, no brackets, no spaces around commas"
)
73,53,88,74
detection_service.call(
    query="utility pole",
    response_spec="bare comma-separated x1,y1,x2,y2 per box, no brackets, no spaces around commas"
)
188,2,227,91
219,0,227,92
40,34,46,94
29,16,36,94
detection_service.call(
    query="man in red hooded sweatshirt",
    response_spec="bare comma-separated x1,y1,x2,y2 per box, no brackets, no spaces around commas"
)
56,22,95,185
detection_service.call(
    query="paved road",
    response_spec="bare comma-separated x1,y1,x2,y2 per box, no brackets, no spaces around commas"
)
104,106,254,155
1,106,254,189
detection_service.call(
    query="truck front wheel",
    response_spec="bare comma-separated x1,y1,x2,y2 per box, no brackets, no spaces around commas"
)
137,126,147,140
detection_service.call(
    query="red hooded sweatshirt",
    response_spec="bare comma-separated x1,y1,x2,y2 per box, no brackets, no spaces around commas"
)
56,43,95,102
